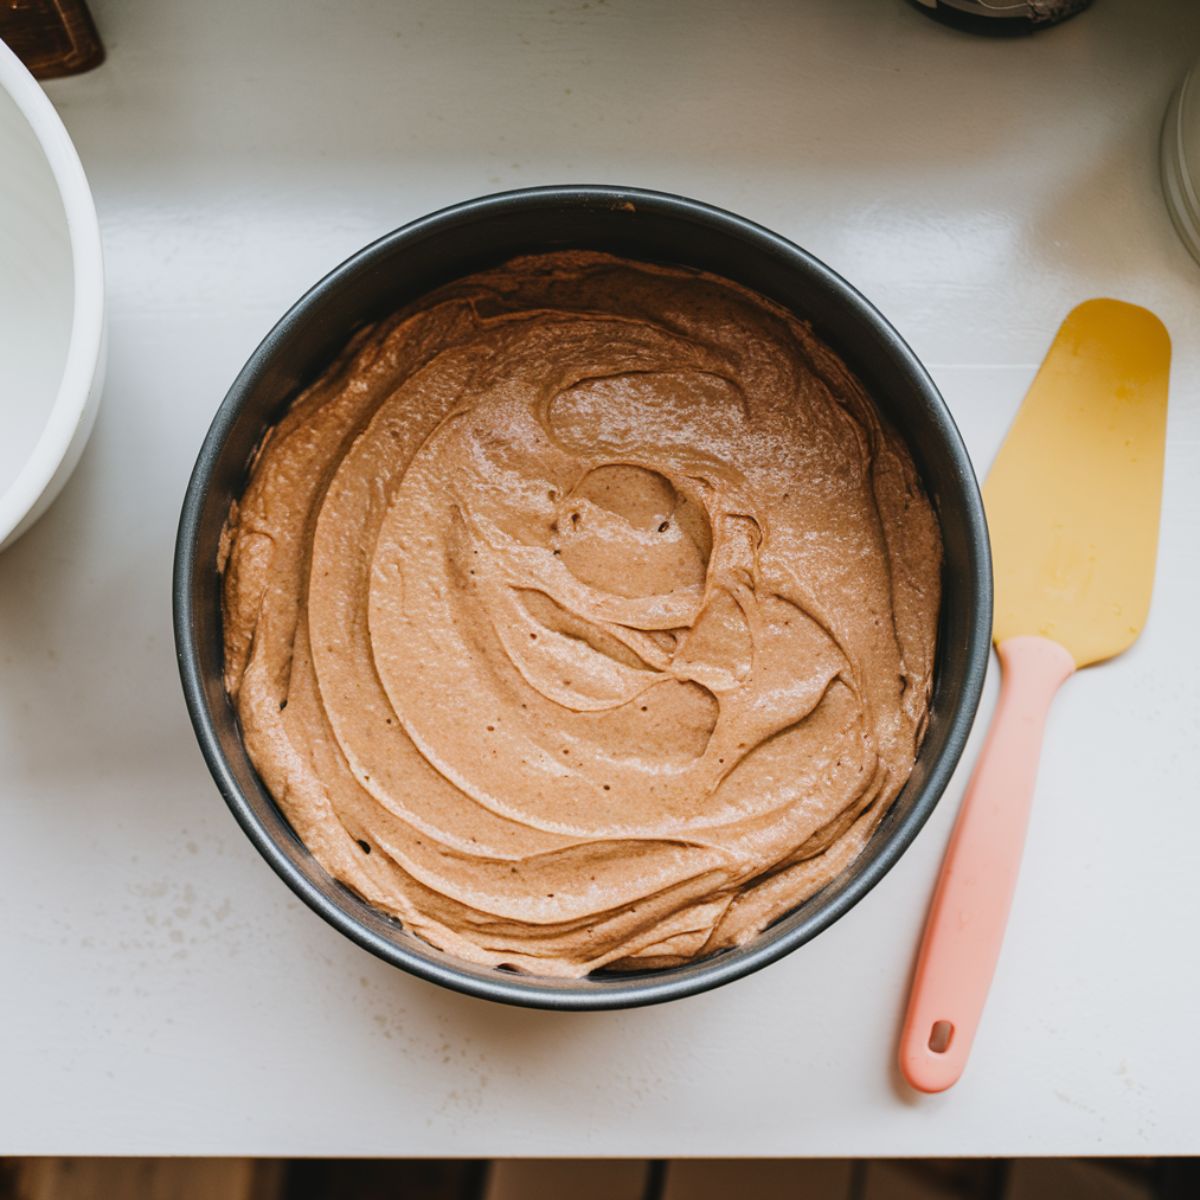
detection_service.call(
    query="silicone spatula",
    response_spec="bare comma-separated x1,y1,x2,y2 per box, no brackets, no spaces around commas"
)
899,298,1170,1093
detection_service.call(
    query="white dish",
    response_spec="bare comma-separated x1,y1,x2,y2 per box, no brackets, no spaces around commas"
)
1162,56,1200,269
0,39,105,551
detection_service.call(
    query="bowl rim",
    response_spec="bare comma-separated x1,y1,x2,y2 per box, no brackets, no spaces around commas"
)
0,40,106,548
175,184,993,1010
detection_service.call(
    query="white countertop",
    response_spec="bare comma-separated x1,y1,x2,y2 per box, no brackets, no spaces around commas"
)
3,0,1199,1158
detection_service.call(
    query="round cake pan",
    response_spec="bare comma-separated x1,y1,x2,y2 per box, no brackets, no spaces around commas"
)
174,185,992,1010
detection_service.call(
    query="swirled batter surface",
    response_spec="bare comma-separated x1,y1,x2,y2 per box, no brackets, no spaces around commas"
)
221,252,942,976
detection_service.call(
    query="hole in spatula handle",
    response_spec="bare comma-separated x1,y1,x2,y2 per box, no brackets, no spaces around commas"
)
928,1020,954,1054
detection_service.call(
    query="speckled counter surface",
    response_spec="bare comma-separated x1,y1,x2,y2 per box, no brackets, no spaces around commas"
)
2,0,1198,1157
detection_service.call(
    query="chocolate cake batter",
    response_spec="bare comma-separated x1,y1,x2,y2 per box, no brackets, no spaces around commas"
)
221,252,942,976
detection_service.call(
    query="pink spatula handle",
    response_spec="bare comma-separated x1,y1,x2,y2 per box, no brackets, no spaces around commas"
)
899,635,1075,1093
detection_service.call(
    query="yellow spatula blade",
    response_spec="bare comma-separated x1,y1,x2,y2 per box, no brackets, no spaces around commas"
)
984,299,1169,668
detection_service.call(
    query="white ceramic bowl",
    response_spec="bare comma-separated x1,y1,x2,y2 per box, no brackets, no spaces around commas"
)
0,39,105,551
1162,55,1200,268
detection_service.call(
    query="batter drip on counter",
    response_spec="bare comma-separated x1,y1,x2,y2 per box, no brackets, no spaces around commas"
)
221,251,942,976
